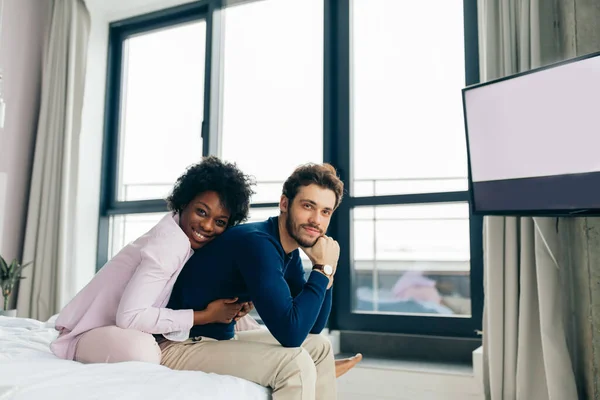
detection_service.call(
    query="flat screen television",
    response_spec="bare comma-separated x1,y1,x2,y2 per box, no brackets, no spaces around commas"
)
462,51,600,216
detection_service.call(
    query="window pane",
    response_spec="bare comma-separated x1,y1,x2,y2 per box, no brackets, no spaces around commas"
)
108,213,166,258
221,0,323,204
247,207,280,224
117,21,206,201
352,0,468,196
352,203,471,316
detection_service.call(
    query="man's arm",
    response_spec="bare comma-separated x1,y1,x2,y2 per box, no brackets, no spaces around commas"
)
237,234,329,347
284,252,332,334
310,289,332,333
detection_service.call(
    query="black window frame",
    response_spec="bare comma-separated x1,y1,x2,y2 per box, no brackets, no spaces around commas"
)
98,0,483,354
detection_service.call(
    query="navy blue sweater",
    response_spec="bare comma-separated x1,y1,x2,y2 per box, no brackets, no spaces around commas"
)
167,217,332,347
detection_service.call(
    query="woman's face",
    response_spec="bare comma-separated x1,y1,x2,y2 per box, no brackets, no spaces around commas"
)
179,191,231,250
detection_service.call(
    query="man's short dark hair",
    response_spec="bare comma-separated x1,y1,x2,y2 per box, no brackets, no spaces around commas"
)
282,163,344,209
166,156,255,227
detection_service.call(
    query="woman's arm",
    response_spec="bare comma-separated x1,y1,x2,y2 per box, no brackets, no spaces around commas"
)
115,234,194,334
115,228,248,336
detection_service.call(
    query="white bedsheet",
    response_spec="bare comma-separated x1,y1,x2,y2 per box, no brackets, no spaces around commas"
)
0,316,271,400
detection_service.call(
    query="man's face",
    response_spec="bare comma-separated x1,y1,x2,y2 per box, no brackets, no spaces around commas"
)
281,184,337,248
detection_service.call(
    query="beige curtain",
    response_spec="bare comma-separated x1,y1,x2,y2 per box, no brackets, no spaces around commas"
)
16,0,90,321
479,0,578,399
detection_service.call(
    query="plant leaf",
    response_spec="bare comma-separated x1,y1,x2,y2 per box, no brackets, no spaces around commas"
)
8,259,18,275
0,259,32,283
12,264,25,281
0,256,8,279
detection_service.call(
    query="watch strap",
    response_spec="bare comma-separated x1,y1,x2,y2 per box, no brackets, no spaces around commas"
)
312,264,330,276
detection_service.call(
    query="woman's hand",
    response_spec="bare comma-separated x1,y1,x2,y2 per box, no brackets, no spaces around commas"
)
234,302,254,322
193,298,242,325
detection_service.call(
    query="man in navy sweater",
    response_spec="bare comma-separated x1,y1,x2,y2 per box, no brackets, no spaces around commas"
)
161,163,343,400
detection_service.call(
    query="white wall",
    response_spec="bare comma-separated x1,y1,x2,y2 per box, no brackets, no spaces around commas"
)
0,0,51,261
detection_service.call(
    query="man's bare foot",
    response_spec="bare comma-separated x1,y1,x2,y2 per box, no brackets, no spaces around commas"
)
335,353,363,378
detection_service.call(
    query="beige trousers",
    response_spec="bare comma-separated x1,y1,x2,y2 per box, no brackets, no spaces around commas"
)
159,329,337,400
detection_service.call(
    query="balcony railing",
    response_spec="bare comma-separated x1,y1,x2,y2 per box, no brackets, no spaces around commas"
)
119,176,468,202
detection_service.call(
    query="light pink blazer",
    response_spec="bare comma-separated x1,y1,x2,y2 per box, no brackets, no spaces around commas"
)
51,213,194,360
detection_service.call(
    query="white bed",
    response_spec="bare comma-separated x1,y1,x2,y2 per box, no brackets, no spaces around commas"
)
0,316,271,400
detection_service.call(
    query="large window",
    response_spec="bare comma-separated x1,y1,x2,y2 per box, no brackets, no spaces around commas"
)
98,4,212,268
220,0,323,203
99,0,482,358
116,21,206,202
352,0,468,197
349,0,472,319
325,0,482,339
351,204,471,316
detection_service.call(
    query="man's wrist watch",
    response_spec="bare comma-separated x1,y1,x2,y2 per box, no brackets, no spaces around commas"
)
312,264,333,277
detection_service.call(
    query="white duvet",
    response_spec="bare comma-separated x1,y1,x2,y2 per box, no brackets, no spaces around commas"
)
0,316,271,400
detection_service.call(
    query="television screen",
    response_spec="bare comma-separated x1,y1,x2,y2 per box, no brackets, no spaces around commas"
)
462,51,600,216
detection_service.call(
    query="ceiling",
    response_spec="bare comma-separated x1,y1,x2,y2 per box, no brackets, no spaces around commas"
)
84,0,197,22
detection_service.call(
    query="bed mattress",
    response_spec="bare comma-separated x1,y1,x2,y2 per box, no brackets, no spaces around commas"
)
0,316,271,400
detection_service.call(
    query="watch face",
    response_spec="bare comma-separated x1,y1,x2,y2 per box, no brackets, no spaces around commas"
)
323,264,333,275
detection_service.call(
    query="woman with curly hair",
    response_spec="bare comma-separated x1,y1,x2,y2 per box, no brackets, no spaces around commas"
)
50,156,259,364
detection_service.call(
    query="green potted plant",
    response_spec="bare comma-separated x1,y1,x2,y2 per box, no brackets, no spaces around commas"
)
0,255,31,317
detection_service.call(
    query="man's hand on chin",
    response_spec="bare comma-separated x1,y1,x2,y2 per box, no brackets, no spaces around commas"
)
302,236,339,289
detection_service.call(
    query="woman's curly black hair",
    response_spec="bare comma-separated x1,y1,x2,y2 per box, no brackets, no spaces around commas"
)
166,156,255,227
